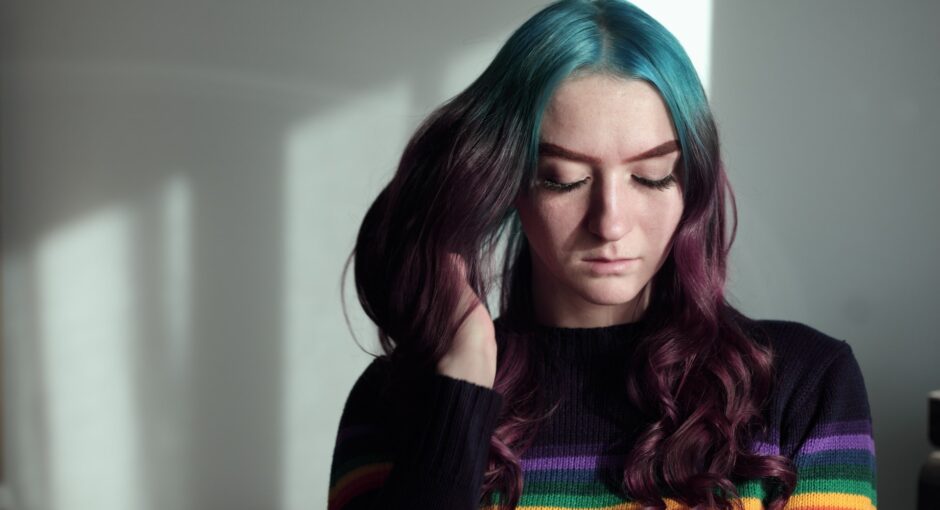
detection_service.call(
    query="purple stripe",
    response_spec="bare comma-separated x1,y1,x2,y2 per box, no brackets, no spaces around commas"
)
797,433,875,455
522,454,621,471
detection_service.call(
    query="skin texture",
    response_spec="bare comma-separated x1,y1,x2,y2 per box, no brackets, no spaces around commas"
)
438,74,685,386
436,254,498,388
515,74,684,328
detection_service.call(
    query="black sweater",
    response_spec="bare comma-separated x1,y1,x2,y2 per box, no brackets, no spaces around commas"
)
328,318,877,509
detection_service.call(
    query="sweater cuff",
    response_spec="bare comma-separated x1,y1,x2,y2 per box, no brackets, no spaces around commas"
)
395,373,503,499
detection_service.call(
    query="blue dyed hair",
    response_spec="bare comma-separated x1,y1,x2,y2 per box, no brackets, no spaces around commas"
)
461,0,710,196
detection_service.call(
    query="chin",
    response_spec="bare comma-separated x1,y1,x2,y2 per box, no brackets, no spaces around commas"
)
574,280,644,307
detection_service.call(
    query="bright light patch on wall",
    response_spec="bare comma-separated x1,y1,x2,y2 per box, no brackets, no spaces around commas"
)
281,80,411,510
162,175,193,379
37,207,141,510
156,174,194,509
633,0,713,92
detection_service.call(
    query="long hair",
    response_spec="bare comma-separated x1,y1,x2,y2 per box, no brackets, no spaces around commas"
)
347,0,797,508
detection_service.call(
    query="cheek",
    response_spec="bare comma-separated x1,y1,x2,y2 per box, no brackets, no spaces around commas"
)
664,194,684,230
516,197,584,248
641,192,684,242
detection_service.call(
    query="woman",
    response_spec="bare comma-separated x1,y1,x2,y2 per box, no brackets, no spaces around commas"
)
328,1,877,509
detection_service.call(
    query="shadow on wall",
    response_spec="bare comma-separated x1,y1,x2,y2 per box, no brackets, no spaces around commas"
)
0,1,549,509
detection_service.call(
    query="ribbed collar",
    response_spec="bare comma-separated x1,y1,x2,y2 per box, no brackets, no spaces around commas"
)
496,316,647,362
532,320,645,340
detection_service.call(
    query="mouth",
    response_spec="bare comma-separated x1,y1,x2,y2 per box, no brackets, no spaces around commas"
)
582,257,640,274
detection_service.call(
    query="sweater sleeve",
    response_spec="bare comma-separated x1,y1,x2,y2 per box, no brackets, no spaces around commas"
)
327,357,504,510
783,343,878,510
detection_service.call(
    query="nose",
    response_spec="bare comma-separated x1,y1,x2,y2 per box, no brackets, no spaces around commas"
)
587,175,633,241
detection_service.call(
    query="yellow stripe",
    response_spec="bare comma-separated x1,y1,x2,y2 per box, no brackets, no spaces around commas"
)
786,492,876,509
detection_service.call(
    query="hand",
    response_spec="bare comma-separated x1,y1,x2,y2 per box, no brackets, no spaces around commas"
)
435,254,498,389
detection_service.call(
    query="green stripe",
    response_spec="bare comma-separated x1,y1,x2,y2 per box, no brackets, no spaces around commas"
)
734,480,769,499
521,479,767,497
485,475,875,507
510,479,771,508
792,477,876,500
516,491,636,508
797,463,874,481
522,480,602,494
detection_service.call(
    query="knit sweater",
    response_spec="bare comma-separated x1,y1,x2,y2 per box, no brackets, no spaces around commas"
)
327,318,877,509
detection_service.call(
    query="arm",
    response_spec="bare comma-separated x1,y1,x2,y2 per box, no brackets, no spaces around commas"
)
328,357,504,510
783,343,877,510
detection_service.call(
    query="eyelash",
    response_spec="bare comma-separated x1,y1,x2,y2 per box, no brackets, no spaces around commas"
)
539,174,677,193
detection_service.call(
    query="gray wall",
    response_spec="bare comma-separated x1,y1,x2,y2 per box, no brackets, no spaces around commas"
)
713,2,940,508
0,2,551,509
1,1,936,509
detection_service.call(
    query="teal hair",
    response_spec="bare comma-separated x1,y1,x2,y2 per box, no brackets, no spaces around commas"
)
460,0,710,194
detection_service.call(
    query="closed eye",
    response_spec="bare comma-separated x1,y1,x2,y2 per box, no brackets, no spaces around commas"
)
538,178,588,193
538,174,677,193
633,174,676,190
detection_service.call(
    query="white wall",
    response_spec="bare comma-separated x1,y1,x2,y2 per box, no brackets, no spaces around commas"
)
1,1,936,509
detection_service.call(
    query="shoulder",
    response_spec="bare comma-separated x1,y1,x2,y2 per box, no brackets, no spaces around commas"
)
746,319,852,370
354,355,394,388
348,355,394,395
337,356,396,427
742,319,872,449
747,318,857,393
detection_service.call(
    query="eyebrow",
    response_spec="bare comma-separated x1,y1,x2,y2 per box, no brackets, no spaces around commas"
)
537,139,679,165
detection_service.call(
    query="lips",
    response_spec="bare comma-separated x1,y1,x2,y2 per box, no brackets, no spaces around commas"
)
583,257,640,275
584,257,637,262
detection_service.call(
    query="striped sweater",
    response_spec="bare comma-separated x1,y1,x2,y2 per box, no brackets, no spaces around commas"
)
328,319,877,509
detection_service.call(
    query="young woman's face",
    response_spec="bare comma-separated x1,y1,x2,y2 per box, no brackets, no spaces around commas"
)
515,74,684,327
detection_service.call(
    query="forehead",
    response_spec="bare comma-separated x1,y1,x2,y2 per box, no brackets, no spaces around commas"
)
540,75,676,160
